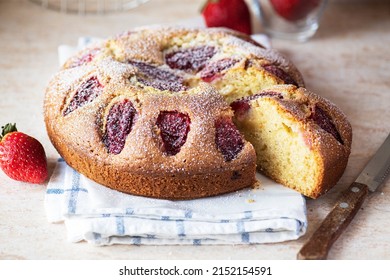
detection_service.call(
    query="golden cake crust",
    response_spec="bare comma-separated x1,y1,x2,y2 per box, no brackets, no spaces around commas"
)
45,77,257,199
295,87,352,198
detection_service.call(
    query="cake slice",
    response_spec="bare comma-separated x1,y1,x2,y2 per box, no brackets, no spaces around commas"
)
231,85,352,198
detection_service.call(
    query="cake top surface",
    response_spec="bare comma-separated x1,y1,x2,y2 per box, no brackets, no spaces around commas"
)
46,27,349,170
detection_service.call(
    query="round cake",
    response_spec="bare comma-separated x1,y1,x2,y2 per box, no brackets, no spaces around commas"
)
44,27,351,199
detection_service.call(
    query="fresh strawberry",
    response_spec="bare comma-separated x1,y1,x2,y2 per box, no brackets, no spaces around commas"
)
0,123,48,184
270,0,320,22
201,0,252,35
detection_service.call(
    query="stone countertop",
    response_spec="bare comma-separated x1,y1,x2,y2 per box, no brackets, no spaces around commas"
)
0,0,389,260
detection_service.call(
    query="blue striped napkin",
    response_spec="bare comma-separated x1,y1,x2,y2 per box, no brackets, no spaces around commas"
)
45,159,307,245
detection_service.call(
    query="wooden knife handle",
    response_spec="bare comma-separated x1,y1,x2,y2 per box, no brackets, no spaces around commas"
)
297,182,369,260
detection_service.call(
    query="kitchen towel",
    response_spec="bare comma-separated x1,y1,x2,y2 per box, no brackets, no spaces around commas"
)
45,159,307,245
46,27,306,245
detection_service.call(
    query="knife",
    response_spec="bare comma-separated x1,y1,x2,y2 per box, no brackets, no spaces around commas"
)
297,132,390,260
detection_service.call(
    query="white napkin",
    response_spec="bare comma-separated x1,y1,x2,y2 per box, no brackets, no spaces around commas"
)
45,159,307,245
47,29,306,246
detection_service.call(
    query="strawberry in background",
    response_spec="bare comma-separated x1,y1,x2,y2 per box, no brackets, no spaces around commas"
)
0,123,48,184
270,0,320,22
201,0,252,35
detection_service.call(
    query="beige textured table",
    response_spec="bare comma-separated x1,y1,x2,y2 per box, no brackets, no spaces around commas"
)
0,0,389,260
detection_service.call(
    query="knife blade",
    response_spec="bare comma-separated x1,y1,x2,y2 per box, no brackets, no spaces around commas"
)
297,132,390,260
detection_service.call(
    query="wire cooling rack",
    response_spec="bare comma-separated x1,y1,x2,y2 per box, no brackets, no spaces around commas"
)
29,0,150,14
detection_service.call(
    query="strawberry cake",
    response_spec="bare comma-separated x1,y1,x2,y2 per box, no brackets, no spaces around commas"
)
44,27,351,199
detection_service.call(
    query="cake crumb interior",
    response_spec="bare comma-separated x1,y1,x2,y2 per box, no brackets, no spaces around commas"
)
234,98,320,197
